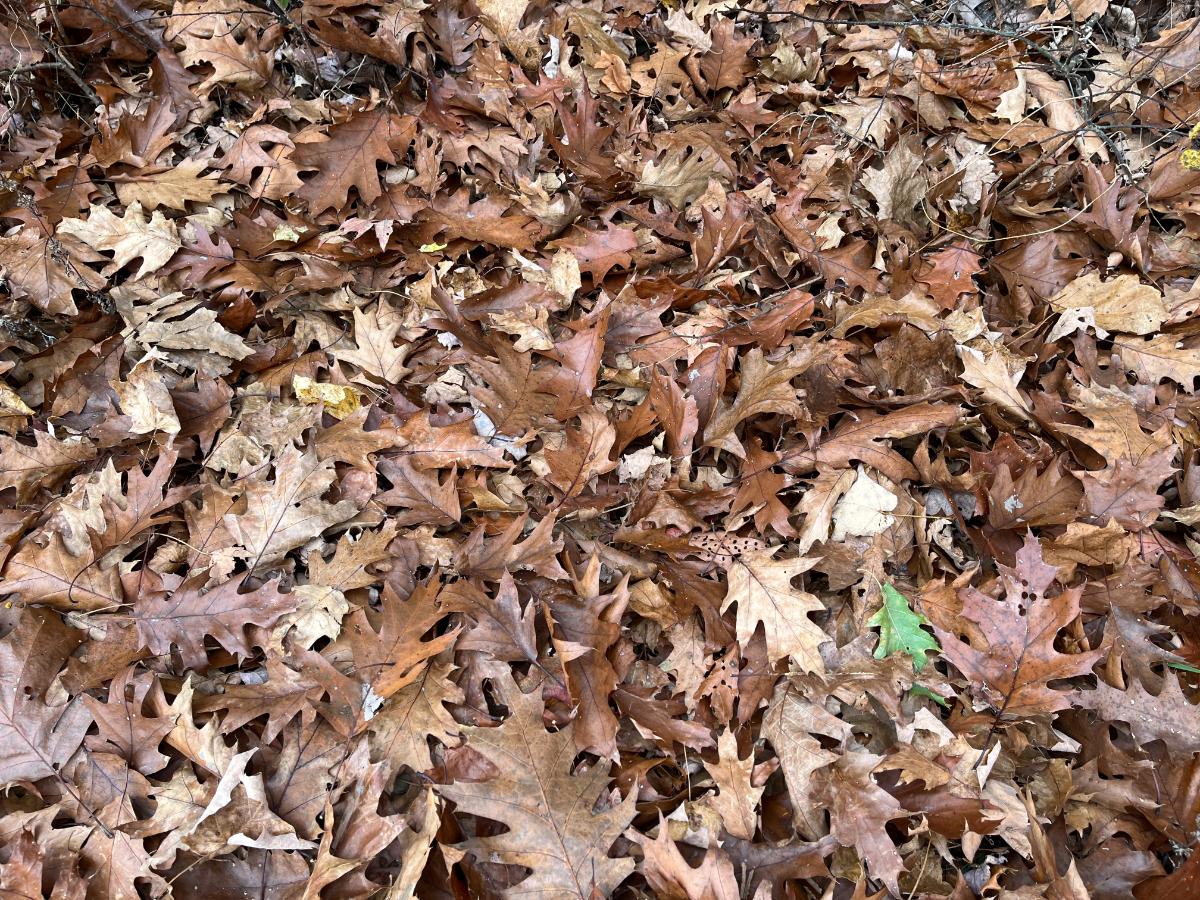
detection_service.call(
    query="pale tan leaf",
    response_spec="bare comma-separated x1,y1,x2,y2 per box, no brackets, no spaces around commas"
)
223,446,359,572
703,730,763,840
723,549,828,671
1049,272,1166,336
114,158,224,210
57,202,181,279
334,302,410,384
1112,334,1200,387
114,361,181,435
795,468,855,552
830,466,897,541
957,344,1031,420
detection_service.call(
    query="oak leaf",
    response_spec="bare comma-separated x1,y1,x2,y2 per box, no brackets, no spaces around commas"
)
123,298,253,361
936,535,1101,718
442,570,538,663
376,455,461,526
292,109,415,213
306,520,398,592
1098,605,1191,689
704,348,809,457
784,403,962,483
1080,447,1174,530
334,302,411,385
1074,673,1200,754
196,653,321,745
862,134,929,228
765,680,851,838
550,222,638,280
222,446,359,572
0,430,96,502
699,18,754,91
475,0,541,65
178,30,272,96
366,660,464,776
638,145,718,209
1,530,125,612
437,672,636,898
134,575,292,671
917,244,983,309
987,460,1083,530
723,549,828,671
957,344,1031,420
219,123,295,184
1073,164,1148,270
344,578,459,703
730,439,796,538
456,512,567,582
394,410,508,469
1049,272,1166,336
113,157,224,210
1112,334,1200,387
820,750,907,896
264,720,344,841
631,822,740,900
795,468,856,551
1058,383,1171,463
0,229,89,315
114,360,181,435
547,556,625,757
868,584,940,673
57,202,181,279
704,730,764,840
545,407,618,498
830,465,898,541
82,669,174,774
0,610,91,787
311,408,403,470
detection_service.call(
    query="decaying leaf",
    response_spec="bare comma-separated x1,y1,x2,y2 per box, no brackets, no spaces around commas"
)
3,4,1198,896
436,673,636,896
937,535,1102,718
723,549,829,671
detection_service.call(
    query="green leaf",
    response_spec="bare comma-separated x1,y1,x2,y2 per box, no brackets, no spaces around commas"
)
868,583,941,673
909,684,948,707
1167,660,1200,675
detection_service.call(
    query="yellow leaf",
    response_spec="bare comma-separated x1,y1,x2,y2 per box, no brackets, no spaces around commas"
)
292,376,361,419
0,383,34,418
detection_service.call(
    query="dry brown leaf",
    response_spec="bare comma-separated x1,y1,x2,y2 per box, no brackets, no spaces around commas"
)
1049,272,1166,336
114,158,224,210
723,549,828,671
223,446,360,572
436,672,636,896
57,202,181,279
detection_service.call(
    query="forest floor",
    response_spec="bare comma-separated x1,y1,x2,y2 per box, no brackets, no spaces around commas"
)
2,0,1200,897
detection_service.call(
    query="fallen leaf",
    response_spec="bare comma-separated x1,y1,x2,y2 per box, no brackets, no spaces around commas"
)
58,202,181,279
723,549,828,671
437,672,636,896
936,535,1102,718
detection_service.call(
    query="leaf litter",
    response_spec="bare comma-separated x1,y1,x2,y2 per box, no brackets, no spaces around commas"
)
0,0,1200,897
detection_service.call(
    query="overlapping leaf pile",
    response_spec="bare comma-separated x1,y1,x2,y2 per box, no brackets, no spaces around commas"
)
3,0,1200,896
